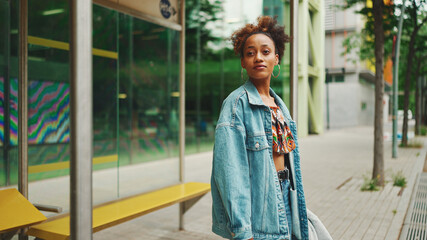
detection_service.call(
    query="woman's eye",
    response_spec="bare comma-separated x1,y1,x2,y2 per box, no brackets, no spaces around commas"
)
263,49,270,54
247,51,254,56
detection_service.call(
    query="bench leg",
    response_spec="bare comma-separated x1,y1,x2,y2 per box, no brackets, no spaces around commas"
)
179,202,185,230
179,195,205,231
19,230,28,240
0,230,18,240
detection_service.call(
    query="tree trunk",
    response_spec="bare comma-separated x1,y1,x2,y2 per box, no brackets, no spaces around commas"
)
372,0,384,186
424,78,427,126
402,32,417,145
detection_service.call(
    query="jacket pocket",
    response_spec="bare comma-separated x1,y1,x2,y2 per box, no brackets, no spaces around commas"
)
246,135,269,151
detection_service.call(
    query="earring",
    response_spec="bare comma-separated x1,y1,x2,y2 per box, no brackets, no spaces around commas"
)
272,65,281,78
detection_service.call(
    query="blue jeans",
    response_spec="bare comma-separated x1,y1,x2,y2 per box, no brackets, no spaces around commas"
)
280,179,292,236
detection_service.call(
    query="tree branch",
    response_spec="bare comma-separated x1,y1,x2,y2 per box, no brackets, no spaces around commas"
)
412,0,417,28
420,15,427,28
416,54,427,62
415,46,426,52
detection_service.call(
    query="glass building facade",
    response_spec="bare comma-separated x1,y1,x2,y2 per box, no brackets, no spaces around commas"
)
0,0,291,213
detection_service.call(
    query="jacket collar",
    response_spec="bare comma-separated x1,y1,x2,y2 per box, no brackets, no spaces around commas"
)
243,81,265,106
243,81,293,122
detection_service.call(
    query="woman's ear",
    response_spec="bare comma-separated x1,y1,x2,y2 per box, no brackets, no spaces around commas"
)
241,58,245,68
275,54,279,65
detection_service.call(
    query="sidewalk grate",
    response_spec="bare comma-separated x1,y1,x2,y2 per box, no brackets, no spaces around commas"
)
405,172,427,240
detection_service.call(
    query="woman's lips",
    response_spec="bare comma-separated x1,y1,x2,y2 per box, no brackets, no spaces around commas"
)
253,65,266,70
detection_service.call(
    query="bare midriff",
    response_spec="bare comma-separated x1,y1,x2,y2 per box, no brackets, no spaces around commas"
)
273,152,285,171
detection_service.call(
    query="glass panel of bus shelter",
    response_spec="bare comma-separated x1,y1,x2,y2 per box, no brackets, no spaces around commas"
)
23,1,72,215
117,14,180,197
92,4,119,204
264,0,292,106
184,0,226,155
0,0,19,188
23,1,120,215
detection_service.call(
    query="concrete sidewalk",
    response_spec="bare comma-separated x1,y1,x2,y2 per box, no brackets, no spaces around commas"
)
92,125,427,240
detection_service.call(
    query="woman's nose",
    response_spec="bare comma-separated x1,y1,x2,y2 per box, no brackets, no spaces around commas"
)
254,52,263,62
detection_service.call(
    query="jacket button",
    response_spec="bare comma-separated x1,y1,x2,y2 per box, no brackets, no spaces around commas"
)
255,142,260,148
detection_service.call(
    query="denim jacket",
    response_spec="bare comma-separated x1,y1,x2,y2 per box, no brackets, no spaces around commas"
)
211,81,309,240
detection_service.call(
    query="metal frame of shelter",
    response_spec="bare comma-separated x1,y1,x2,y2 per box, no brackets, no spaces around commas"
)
297,0,325,137
15,0,301,239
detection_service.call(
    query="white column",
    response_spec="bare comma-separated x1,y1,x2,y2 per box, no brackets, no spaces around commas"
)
69,0,93,239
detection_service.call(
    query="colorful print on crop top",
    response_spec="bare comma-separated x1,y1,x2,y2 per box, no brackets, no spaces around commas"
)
270,106,296,154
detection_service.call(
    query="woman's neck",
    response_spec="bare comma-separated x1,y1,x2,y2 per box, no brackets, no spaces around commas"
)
250,78,270,97
250,78,276,106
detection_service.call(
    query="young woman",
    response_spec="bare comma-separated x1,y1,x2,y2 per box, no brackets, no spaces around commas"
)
211,16,330,240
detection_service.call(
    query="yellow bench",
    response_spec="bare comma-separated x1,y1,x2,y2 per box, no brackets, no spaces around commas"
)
0,188,47,239
27,182,210,240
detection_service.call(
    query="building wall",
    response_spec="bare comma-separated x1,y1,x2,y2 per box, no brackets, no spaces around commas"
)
326,81,360,128
325,77,378,128
358,81,375,125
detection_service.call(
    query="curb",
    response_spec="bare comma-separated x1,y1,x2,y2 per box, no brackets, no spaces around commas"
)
385,138,427,239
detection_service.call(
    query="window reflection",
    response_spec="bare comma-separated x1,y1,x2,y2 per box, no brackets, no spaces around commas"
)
118,14,180,196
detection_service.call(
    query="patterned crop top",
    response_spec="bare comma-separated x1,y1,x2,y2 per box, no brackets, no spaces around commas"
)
270,106,296,154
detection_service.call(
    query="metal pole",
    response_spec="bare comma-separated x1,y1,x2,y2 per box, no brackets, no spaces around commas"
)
18,0,28,238
167,28,172,156
220,15,225,106
2,0,11,186
196,0,201,151
115,11,120,198
129,16,133,165
290,0,298,120
178,0,186,231
18,0,28,200
69,0,93,239
326,71,330,129
423,76,426,126
392,0,406,158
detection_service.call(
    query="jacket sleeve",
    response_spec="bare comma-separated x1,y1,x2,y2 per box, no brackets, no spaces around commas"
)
212,123,252,240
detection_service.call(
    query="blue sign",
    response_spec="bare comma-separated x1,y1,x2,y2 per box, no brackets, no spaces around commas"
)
159,0,176,19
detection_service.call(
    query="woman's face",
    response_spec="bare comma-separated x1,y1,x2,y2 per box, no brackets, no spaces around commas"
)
241,33,279,82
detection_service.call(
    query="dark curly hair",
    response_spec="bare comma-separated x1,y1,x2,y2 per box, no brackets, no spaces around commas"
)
231,16,290,63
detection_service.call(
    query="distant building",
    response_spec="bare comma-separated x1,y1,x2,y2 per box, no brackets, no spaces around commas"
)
324,0,391,129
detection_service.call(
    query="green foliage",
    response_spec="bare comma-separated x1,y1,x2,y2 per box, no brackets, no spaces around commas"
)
420,126,427,136
341,0,397,64
185,0,223,62
361,175,380,191
396,2,427,111
392,171,407,187
342,0,427,115
399,138,423,148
